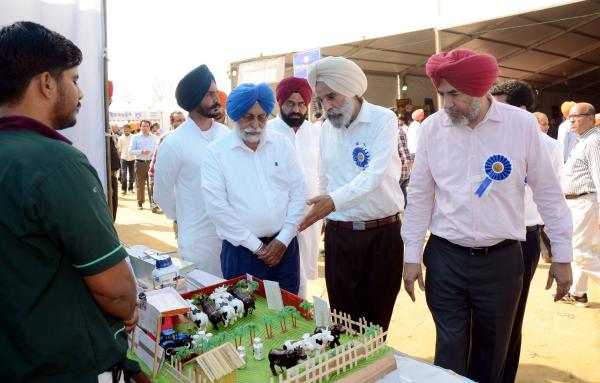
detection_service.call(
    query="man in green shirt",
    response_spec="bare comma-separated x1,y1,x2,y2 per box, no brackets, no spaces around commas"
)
0,21,139,382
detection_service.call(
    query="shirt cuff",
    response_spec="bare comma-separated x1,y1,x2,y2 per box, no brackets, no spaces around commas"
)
275,223,296,247
549,242,573,263
329,189,348,212
241,235,263,253
404,243,425,264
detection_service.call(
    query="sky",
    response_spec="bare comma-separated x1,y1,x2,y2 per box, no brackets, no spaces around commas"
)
106,0,575,113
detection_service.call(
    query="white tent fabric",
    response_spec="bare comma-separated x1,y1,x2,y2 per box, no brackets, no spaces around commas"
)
0,0,108,193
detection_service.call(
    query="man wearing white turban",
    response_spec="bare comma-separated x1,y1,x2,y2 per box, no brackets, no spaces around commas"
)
300,57,404,331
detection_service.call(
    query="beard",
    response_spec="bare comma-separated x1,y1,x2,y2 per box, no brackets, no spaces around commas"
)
444,97,483,127
326,97,354,129
281,110,307,128
196,101,221,119
52,85,79,130
234,122,265,144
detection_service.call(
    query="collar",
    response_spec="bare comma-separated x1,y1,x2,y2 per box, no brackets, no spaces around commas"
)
349,99,372,127
0,115,72,145
578,127,599,141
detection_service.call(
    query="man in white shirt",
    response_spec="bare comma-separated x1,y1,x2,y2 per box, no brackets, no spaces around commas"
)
201,83,307,294
301,57,404,332
268,76,321,298
116,124,135,195
129,120,158,209
491,79,564,383
406,108,424,156
402,49,573,383
153,65,229,276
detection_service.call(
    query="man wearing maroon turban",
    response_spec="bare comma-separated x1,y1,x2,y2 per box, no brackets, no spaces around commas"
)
401,48,573,383
268,76,321,298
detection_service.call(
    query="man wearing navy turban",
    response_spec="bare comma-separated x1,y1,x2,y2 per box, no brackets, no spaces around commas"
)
153,64,230,276
201,83,307,294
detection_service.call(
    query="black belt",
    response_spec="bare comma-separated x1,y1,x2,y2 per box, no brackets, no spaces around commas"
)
433,235,518,256
327,213,400,231
136,159,150,163
565,192,592,199
259,233,279,244
526,225,539,233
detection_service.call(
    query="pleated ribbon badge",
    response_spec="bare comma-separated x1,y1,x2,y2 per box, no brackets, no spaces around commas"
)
475,154,512,197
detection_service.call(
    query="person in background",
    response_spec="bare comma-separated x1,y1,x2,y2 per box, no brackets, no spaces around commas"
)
117,124,135,195
0,21,142,382
150,122,160,136
215,90,228,125
129,119,157,209
406,108,424,158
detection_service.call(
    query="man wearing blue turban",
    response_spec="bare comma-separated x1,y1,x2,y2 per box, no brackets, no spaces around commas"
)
201,83,307,294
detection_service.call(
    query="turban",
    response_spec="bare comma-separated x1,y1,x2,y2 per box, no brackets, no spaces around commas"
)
307,56,367,98
425,49,499,97
561,101,576,117
226,83,275,122
175,64,215,112
276,77,312,106
218,90,228,108
107,80,113,99
412,109,424,121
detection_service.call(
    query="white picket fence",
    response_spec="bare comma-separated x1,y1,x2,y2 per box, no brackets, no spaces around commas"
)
162,359,195,383
269,309,387,383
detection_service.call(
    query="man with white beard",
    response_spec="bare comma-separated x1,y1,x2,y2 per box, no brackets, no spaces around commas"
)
268,76,321,298
300,57,404,332
401,49,573,383
201,83,307,294
153,64,229,276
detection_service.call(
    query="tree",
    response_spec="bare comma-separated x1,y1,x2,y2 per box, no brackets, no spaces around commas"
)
247,322,257,344
299,300,314,319
277,310,288,333
262,316,274,339
283,306,300,328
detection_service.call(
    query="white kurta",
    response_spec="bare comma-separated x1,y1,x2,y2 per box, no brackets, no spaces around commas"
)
268,116,321,280
153,118,229,276
406,120,421,155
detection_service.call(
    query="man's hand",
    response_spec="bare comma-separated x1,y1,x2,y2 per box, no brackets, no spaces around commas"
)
546,262,573,301
403,262,425,302
124,308,139,333
142,149,150,155
257,239,287,267
298,195,335,232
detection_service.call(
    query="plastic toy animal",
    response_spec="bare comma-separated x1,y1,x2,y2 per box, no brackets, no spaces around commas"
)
268,346,307,376
198,295,224,330
227,285,255,316
314,324,346,348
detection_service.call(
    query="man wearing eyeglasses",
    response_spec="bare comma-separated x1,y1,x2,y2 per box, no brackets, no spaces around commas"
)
560,103,600,308
268,77,321,298
201,83,307,294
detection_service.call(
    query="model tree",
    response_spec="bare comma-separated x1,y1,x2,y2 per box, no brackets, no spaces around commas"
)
283,306,300,328
277,309,288,334
262,316,274,339
299,300,314,319
247,322,257,345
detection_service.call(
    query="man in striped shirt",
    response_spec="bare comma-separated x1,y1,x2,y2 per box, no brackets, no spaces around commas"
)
397,124,412,209
560,102,600,308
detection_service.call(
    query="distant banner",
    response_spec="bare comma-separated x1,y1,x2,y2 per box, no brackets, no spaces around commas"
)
110,111,162,121
293,48,321,78
238,56,285,84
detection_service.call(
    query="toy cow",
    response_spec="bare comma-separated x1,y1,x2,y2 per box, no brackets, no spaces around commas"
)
314,324,346,348
198,295,224,330
283,333,315,354
215,299,237,327
309,330,333,354
268,347,307,376
186,300,209,331
227,285,255,316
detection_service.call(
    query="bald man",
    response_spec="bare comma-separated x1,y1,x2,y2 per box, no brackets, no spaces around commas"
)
301,57,404,331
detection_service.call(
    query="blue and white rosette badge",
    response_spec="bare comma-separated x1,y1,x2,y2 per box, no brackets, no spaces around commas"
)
352,145,370,170
474,154,512,197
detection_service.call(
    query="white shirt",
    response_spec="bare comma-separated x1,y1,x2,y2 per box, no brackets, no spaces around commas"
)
129,132,158,160
268,116,321,279
524,133,564,226
320,100,403,221
116,134,135,161
406,120,421,154
201,130,307,253
558,119,579,162
401,100,573,263
153,119,229,276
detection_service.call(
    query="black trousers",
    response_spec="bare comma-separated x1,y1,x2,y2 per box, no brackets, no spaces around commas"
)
120,159,135,191
324,220,403,331
110,172,118,222
503,226,541,383
424,235,523,383
399,179,409,209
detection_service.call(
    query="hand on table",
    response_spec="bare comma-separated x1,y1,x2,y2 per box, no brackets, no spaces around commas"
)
298,195,335,232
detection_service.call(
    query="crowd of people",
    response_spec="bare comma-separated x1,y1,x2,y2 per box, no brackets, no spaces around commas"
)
1,21,599,383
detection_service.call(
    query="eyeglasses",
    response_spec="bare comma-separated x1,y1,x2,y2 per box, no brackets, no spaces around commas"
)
239,113,267,125
568,113,592,120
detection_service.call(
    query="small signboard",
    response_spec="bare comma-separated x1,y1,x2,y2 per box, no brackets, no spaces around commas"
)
263,279,284,311
293,48,321,78
313,296,330,327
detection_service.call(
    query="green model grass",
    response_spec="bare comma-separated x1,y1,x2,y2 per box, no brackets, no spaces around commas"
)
130,295,390,382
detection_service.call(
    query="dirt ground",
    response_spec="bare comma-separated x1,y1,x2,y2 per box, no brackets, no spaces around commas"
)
115,191,600,383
